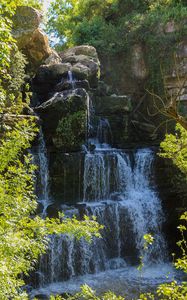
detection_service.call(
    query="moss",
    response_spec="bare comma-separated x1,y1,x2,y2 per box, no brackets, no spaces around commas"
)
53,110,86,150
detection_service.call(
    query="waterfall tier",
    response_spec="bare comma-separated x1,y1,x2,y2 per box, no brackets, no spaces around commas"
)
38,147,167,287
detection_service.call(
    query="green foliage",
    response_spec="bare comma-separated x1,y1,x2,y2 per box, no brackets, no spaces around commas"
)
47,0,187,93
0,2,101,299
50,284,125,300
175,212,187,273
0,0,43,112
160,124,187,176
138,234,154,271
0,118,102,299
54,110,86,148
157,280,187,299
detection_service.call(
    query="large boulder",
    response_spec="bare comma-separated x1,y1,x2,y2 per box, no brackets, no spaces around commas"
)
36,88,88,151
12,6,42,48
32,45,100,104
12,6,54,68
94,95,132,115
59,45,100,87
34,63,71,84
60,45,98,59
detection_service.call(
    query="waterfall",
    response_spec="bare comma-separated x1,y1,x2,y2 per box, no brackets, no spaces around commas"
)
37,146,168,288
32,105,171,298
83,152,110,201
67,70,75,89
97,118,113,146
38,129,51,217
117,149,167,264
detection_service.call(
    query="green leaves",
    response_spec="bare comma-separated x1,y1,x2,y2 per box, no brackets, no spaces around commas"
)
160,124,187,176
50,284,125,300
0,118,102,298
0,2,102,298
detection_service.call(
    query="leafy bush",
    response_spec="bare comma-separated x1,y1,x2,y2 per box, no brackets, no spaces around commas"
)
47,0,187,93
160,124,187,175
0,2,101,298
54,110,86,149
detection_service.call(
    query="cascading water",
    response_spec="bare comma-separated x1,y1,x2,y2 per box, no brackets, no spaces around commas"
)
97,118,113,146
68,70,76,89
32,119,174,299
38,129,51,217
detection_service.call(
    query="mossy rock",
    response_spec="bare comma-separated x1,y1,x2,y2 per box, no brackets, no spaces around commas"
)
53,110,87,151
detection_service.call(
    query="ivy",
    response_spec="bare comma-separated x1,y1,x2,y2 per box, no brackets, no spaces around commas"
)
47,0,187,93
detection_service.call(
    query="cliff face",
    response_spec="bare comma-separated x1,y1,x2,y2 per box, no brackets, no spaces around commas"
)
13,6,187,150
12,6,59,71
13,6,187,222
164,39,187,107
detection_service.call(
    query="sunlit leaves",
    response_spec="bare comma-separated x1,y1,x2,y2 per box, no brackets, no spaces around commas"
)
50,284,125,300
0,119,102,298
0,2,101,298
160,124,187,175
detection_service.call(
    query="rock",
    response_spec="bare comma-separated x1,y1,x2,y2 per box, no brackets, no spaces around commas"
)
12,6,42,48
74,79,90,90
95,81,113,96
24,29,52,65
94,95,132,115
55,81,73,92
50,152,84,204
46,204,59,218
131,44,149,80
164,20,177,33
60,45,100,87
55,79,90,92
164,39,187,107
32,45,100,104
71,63,90,80
36,63,71,83
44,51,61,65
34,294,49,300
12,6,52,68
35,89,88,150
60,45,98,59
70,54,99,79
90,144,96,152
177,40,187,58
131,120,157,140
37,89,87,113
32,63,72,100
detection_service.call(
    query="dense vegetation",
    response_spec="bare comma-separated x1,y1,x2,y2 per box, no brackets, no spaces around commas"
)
0,1,101,298
47,0,187,93
46,0,187,299
0,0,187,299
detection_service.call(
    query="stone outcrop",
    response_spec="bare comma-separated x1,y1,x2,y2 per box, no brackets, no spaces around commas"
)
164,39,187,109
32,43,162,150
32,45,100,102
131,44,149,80
32,45,101,151
12,6,54,69
94,95,131,115
36,89,88,151
59,45,100,87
